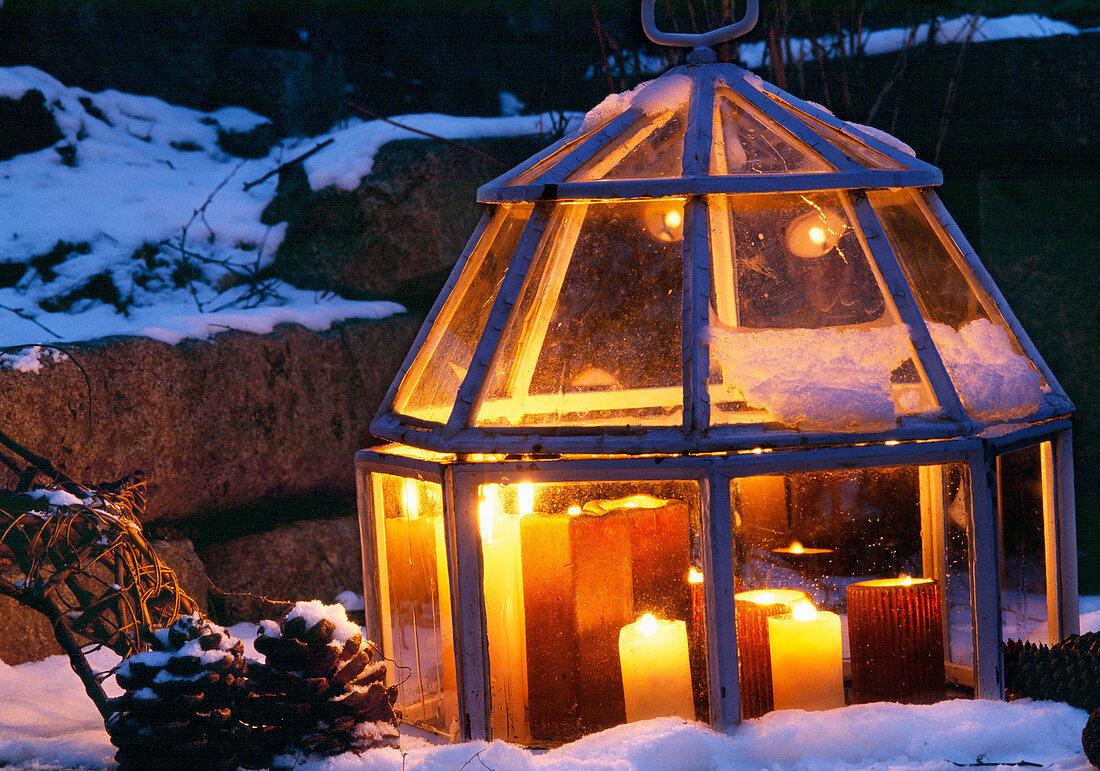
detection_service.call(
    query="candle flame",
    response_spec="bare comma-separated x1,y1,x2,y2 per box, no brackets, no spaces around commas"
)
688,567,704,585
567,504,582,516
791,599,817,622
755,591,776,605
900,574,913,585
638,613,658,639
788,540,804,554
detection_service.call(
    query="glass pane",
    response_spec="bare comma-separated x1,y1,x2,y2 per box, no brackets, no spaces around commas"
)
999,443,1053,645
392,204,532,423
711,85,832,175
706,191,939,430
508,114,619,186
371,473,458,736
568,110,686,181
473,200,683,428
869,189,1047,423
477,479,705,744
731,463,972,716
770,97,908,171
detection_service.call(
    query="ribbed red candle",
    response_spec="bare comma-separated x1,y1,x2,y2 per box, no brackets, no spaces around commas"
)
847,577,946,704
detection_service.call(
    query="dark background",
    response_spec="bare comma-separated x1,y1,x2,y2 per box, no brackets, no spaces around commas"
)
1,0,1098,588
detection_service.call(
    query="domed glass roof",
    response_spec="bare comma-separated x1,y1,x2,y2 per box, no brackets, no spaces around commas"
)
371,62,1072,455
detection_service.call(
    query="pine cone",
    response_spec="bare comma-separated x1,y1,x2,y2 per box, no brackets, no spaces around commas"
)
106,614,247,770
1004,637,1100,713
1084,707,1100,768
236,601,398,765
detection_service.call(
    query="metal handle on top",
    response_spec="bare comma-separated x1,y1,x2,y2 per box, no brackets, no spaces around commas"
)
641,0,759,61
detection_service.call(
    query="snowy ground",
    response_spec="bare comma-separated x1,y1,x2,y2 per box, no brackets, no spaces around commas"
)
3,601,1100,770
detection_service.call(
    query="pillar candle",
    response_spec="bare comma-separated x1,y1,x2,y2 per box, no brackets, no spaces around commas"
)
433,516,459,730
847,577,945,704
481,499,529,741
688,568,708,720
521,510,632,740
768,600,845,712
734,588,809,718
618,614,695,722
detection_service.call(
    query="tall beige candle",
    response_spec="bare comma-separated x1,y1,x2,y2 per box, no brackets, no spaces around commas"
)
734,588,809,718
768,599,845,712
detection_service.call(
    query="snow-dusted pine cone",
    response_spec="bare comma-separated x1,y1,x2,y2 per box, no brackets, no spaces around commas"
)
1004,636,1100,713
236,601,398,764
106,614,247,770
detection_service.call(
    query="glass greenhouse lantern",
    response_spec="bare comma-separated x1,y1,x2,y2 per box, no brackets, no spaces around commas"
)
355,0,1077,746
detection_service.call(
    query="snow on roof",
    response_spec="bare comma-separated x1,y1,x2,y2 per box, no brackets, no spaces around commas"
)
0,66,572,353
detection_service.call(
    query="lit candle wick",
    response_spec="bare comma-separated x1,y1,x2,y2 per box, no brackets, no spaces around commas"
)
639,612,658,639
788,540,804,554
791,599,817,621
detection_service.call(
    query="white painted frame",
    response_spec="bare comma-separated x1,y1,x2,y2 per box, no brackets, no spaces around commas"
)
356,417,1077,741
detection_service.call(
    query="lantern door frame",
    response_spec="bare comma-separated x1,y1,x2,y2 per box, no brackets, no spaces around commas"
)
357,416,1077,741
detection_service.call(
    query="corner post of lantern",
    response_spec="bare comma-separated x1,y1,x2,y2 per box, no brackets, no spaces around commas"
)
1055,428,1080,637
444,204,550,441
446,467,491,740
707,467,740,730
681,64,716,436
968,444,1004,699
354,463,385,649
849,191,969,426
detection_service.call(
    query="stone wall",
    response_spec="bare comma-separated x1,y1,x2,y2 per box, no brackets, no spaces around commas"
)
0,316,422,523
0,314,423,662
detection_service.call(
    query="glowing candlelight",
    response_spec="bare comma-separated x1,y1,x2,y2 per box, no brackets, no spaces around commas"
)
480,484,528,739
734,588,810,718
618,613,694,722
768,599,845,712
847,576,945,704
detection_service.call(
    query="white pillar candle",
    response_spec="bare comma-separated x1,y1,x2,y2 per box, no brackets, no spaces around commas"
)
481,488,529,740
768,600,845,711
618,613,694,722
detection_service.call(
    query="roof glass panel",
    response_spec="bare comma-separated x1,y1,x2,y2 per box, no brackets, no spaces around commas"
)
868,189,1046,422
505,114,619,187
392,204,533,424
567,110,686,182
471,199,685,428
766,96,908,171
711,85,833,175
706,191,939,430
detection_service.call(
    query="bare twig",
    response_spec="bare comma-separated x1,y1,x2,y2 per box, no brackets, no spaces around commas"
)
346,102,509,170
934,11,983,165
241,138,334,192
0,304,62,339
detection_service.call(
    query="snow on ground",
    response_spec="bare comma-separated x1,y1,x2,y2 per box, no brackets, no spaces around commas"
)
591,13,1089,77
0,66,579,357
3,611,1100,770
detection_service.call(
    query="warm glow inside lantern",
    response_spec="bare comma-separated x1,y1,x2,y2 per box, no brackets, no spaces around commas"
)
355,1,1077,747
